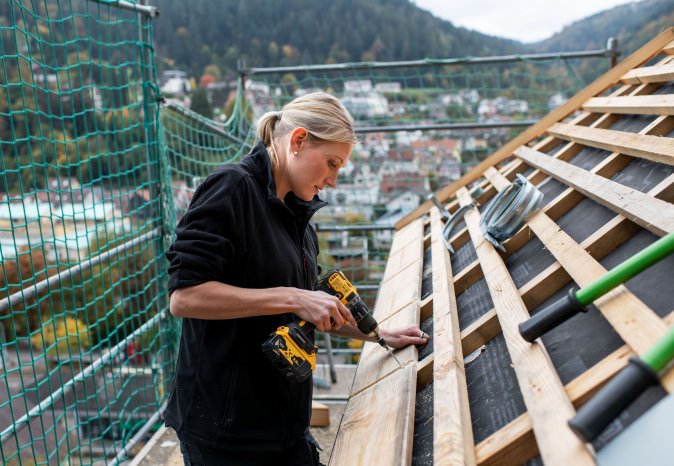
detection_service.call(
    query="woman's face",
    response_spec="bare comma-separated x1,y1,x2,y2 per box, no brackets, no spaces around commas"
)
287,138,352,202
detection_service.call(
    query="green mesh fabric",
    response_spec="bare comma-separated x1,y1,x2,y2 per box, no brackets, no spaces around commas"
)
1,0,610,463
0,1,176,464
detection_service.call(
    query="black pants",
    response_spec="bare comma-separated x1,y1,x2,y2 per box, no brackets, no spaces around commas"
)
179,430,323,466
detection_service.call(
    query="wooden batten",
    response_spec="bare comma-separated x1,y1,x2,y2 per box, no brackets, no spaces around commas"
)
330,28,674,466
546,122,674,164
428,209,475,465
515,146,674,236
583,94,674,114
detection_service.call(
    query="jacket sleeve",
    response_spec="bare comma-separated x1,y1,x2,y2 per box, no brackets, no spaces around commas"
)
165,169,249,293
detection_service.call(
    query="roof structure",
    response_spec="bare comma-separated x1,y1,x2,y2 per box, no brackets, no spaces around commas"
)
329,28,674,466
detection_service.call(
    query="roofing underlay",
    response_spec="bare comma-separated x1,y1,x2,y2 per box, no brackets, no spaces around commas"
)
328,27,674,466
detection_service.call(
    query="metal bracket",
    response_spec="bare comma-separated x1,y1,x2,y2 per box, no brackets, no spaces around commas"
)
427,194,476,254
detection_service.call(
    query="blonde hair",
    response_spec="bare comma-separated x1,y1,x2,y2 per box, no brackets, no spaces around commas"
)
256,92,357,171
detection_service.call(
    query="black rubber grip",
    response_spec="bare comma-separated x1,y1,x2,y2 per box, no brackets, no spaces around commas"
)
519,288,586,342
568,358,659,443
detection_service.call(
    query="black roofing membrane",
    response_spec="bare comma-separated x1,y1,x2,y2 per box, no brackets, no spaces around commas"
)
450,237,477,275
465,332,526,443
653,81,674,95
600,229,674,317
419,246,433,361
610,157,674,193
568,145,612,170
607,114,652,133
412,382,434,466
456,278,494,331
505,236,557,289
555,196,618,244
535,176,569,206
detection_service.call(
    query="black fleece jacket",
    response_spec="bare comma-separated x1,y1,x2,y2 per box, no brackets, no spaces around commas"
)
164,143,326,451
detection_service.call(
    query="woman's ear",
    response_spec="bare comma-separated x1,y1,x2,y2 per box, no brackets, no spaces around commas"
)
289,127,308,153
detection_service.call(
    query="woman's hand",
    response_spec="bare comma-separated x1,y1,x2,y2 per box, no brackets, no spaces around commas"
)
380,326,430,349
293,289,358,332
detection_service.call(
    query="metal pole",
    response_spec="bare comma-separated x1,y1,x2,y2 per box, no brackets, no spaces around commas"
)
0,228,162,314
242,49,613,76
607,37,620,68
162,101,247,145
315,224,395,232
354,120,537,134
89,0,159,17
107,400,167,466
0,311,167,443
324,334,337,384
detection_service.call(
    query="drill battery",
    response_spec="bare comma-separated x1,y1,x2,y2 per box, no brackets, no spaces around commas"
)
261,320,317,382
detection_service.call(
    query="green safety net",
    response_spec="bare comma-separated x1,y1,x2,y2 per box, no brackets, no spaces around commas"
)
0,0,176,464
1,0,612,463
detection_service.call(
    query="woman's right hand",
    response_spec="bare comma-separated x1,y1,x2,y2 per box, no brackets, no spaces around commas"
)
293,289,358,332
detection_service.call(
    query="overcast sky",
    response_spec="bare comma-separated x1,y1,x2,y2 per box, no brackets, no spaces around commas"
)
413,0,637,43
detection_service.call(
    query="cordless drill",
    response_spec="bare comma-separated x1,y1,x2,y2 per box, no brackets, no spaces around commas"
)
262,269,396,382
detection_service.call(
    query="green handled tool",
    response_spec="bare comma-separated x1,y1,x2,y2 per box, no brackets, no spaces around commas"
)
519,231,674,342
568,325,674,442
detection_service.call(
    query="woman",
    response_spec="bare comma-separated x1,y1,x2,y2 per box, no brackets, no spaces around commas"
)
165,92,429,465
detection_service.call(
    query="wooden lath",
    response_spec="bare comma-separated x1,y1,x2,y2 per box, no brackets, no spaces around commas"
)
330,28,674,466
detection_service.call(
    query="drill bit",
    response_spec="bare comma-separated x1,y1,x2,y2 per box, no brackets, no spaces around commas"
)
376,335,402,367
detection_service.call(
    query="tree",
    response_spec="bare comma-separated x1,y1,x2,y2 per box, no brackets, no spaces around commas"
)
191,88,213,119
0,247,51,342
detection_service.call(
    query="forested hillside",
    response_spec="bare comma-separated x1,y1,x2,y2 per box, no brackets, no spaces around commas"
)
152,0,522,78
153,0,674,80
532,0,674,81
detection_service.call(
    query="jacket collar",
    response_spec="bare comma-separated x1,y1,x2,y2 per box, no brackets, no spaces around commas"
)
243,142,328,224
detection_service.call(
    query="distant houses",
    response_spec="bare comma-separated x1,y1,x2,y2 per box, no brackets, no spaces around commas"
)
0,178,154,262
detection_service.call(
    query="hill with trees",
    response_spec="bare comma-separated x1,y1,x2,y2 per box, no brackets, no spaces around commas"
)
151,0,523,78
152,0,674,82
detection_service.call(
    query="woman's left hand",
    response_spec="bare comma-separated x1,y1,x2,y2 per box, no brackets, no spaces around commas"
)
380,326,430,349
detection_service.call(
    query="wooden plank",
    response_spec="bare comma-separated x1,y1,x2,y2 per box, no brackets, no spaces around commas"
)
373,260,422,322
664,39,674,55
583,94,674,115
515,145,674,236
383,237,423,283
395,27,674,229
453,260,482,295
416,353,434,387
428,209,475,465
351,302,420,395
621,62,674,83
460,309,500,356
476,345,631,466
311,401,330,427
388,218,424,257
547,122,674,166
476,414,537,466
329,365,417,466
457,187,594,466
